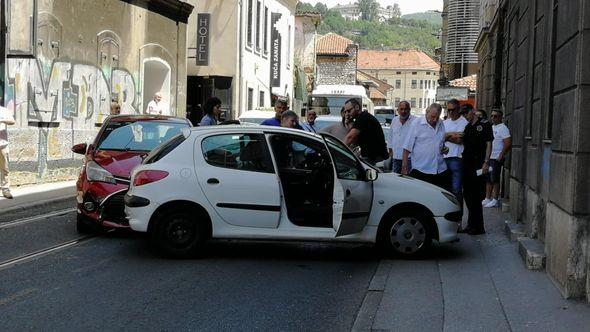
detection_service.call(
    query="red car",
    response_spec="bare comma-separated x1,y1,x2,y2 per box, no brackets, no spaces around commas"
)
72,114,191,233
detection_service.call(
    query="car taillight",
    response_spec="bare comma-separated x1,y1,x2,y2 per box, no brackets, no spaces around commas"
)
133,170,169,186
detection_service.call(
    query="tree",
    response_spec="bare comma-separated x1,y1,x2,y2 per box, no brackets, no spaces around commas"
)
389,4,401,19
296,2,315,13
314,3,328,16
358,0,379,21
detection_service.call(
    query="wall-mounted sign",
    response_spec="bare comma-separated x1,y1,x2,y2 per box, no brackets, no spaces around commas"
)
435,87,469,101
270,13,282,87
196,13,210,66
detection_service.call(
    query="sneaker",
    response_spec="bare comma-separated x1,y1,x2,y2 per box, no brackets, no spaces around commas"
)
2,189,13,199
484,199,498,208
481,198,491,206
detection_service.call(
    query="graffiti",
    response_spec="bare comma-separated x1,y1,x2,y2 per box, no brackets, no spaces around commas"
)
6,58,138,126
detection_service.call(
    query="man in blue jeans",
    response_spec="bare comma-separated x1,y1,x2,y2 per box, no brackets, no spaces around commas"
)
443,99,468,219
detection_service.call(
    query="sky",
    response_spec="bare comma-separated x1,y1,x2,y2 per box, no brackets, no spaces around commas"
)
304,0,443,16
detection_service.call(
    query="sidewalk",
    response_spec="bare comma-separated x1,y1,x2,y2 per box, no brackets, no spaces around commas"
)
0,181,76,221
359,205,590,331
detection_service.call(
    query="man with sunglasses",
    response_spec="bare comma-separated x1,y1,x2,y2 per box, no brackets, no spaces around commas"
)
443,98,469,219
483,109,511,208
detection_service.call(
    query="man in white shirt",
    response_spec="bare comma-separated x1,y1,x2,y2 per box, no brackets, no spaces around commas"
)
483,109,511,208
402,103,448,189
388,101,417,173
145,92,163,115
443,99,469,213
0,106,15,199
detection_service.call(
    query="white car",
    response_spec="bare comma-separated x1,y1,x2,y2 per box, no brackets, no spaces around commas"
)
124,126,461,258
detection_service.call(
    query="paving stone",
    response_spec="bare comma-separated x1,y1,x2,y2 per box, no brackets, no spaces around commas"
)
518,238,546,270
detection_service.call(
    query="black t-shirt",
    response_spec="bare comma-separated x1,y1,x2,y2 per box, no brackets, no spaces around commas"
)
352,111,388,162
462,118,494,166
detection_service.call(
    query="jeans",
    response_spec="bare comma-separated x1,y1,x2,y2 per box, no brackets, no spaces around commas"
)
392,158,411,174
444,157,463,196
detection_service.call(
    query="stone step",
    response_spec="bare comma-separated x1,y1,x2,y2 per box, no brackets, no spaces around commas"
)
501,201,510,213
504,221,526,242
518,238,546,270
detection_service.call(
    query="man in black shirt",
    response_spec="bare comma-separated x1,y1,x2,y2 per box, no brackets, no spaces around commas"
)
343,98,388,164
461,105,493,235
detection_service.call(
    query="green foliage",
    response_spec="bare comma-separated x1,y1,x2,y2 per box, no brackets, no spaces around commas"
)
296,2,315,13
358,0,380,21
402,11,442,25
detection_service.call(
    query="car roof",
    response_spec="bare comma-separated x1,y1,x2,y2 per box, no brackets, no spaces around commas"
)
191,124,324,138
106,114,190,124
238,110,276,118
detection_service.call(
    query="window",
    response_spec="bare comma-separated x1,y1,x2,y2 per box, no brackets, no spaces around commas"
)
410,98,416,108
7,0,37,55
395,80,401,89
394,97,401,105
247,0,253,46
412,72,417,75
419,80,424,89
259,91,265,107
263,7,269,53
324,136,363,180
247,88,254,110
419,98,423,108
270,135,332,172
426,71,431,75
202,134,274,173
396,71,402,75
97,121,188,152
411,80,417,89
256,1,261,50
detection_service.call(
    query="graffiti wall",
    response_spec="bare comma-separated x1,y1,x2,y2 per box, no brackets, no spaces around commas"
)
2,0,191,186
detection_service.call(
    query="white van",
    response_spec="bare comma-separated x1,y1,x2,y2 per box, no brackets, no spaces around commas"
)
307,85,374,116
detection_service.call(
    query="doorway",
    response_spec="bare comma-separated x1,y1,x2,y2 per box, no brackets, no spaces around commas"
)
142,58,171,115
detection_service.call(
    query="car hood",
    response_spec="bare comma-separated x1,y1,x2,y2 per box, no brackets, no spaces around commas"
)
93,150,146,179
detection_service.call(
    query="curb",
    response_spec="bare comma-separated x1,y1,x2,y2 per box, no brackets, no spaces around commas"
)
0,195,75,224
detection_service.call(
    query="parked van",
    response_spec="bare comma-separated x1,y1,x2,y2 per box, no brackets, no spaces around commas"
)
307,85,374,116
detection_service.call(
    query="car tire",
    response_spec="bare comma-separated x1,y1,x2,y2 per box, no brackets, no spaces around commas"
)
152,208,207,258
378,214,433,258
76,213,101,234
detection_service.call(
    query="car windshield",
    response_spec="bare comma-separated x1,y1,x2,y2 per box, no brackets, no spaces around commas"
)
96,121,189,152
308,96,358,115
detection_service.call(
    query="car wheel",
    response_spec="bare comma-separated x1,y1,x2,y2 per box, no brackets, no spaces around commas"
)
379,215,432,258
153,209,207,258
76,213,101,234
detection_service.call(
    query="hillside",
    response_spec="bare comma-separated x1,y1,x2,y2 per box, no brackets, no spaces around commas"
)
402,11,442,25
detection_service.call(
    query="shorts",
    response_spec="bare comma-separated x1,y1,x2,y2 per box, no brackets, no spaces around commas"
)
486,159,503,184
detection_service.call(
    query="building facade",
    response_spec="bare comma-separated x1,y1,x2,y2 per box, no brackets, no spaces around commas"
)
476,0,590,302
1,0,192,186
185,0,296,120
315,33,358,86
293,12,321,109
357,50,439,113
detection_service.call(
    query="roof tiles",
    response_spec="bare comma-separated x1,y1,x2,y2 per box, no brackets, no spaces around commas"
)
357,49,439,70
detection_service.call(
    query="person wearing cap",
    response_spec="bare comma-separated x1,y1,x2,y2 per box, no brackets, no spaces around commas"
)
0,105,15,199
460,104,493,235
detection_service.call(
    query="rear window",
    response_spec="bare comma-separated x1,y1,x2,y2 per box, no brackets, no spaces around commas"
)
96,121,189,152
144,134,186,164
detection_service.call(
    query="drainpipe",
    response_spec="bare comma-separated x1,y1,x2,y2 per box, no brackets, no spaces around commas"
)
237,1,244,117
0,0,6,105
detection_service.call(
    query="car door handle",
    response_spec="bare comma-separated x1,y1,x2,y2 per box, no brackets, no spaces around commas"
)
346,189,351,197
207,178,220,184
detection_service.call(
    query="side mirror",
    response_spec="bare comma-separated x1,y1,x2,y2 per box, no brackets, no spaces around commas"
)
365,168,378,182
72,143,87,155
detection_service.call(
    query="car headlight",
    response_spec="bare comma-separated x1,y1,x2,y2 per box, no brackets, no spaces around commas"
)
86,160,116,184
441,191,459,207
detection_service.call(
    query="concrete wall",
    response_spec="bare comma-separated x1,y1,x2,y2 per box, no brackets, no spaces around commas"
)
475,0,590,300
3,0,190,186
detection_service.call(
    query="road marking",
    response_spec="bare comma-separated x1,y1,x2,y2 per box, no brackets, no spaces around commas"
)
0,236,94,271
351,259,392,332
0,208,76,229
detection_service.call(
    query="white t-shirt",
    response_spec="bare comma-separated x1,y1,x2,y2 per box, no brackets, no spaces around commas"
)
491,123,511,159
389,115,417,160
443,116,469,158
403,116,447,175
146,100,163,115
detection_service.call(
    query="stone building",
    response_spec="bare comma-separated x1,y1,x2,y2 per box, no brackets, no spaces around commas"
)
185,0,296,119
357,50,439,113
315,33,358,86
293,12,322,109
475,0,590,302
0,0,192,186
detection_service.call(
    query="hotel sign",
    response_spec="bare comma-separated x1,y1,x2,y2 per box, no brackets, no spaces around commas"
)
270,13,282,87
196,13,210,66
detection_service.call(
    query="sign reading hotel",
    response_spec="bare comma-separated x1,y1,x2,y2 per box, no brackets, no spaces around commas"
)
435,87,469,101
196,13,210,66
270,13,282,87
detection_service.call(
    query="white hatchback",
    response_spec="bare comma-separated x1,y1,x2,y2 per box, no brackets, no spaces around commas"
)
125,126,461,258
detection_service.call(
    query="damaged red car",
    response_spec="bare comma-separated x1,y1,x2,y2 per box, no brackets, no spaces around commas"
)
72,114,191,233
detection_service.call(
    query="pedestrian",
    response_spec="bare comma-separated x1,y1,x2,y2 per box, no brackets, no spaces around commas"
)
443,98,469,216
319,107,353,141
343,98,388,164
483,109,511,208
401,103,448,189
460,105,493,235
476,109,488,120
261,98,289,126
388,100,417,173
146,92,163,115
0,105,15,199
300,110,318,133
110,102,121,115
280,110,300,129
199,97,222,126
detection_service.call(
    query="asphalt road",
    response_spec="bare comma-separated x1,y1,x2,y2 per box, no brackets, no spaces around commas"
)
0,210,379,331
